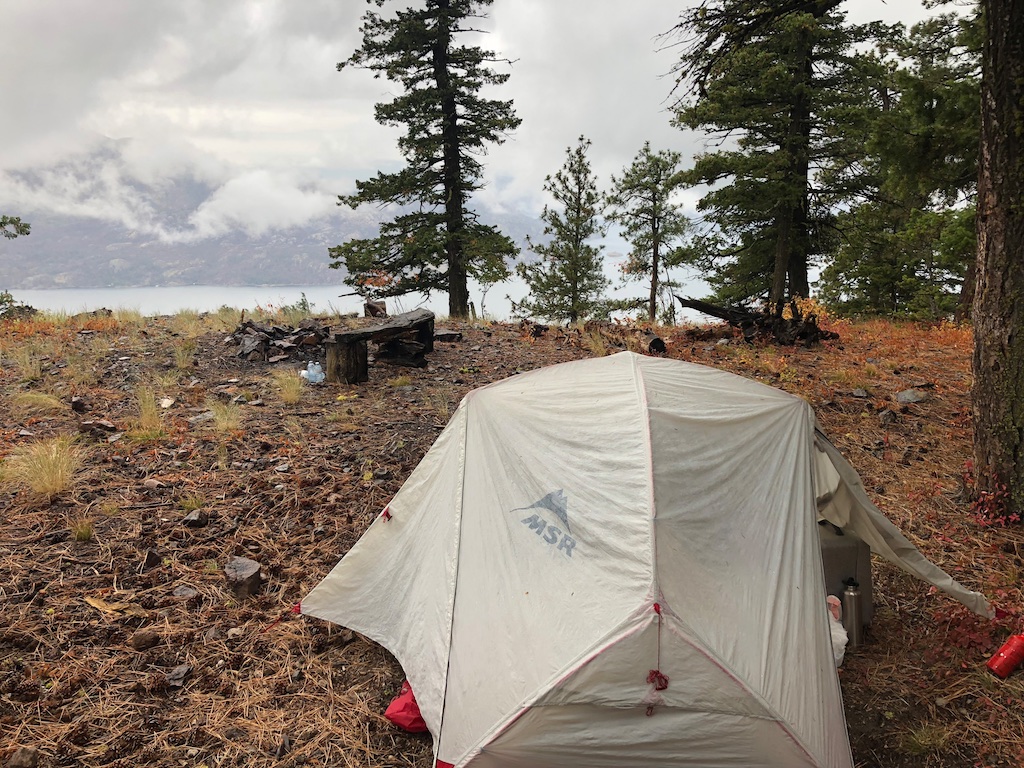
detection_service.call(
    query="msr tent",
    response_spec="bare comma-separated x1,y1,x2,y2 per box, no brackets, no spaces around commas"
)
302,352,989,768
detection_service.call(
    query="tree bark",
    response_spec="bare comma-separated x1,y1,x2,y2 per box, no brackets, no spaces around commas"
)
434,0,470,319
972,0,1024,513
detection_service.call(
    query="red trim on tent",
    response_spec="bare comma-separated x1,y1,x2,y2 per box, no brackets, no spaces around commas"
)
435,762,454,768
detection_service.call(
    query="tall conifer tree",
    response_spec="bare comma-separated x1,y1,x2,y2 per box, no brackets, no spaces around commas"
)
607,143,689,324
328,0,521,318
515,137,610,324
668,1,872,310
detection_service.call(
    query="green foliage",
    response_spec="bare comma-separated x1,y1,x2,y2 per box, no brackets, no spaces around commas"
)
816,8,980,318
328,0,520,318
0,215,30,239
515,136,611,323
607,142,689,323
669,1,882,307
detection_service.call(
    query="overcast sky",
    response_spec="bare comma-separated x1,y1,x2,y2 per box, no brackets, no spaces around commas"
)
0,0,940,244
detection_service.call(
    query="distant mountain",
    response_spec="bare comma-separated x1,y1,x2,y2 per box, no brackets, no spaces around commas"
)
0,144,543,289
0,206,543,290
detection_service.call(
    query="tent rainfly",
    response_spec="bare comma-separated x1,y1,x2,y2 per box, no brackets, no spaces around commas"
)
302,352,990,768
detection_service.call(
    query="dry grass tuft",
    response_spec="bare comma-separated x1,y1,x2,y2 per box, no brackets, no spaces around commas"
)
10,345,43,382
207,398,244,433
272,369,304,404
1,435,85,500
70,516,94,542
11,392,66,416
129,386,166,440
174,339,197,370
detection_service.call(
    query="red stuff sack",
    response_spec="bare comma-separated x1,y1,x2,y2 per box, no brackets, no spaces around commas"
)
384,680,428,732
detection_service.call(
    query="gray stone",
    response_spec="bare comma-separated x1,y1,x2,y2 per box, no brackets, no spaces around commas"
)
896,389,928,405
7,747,39,768
224,556,263,599
182,510,209,528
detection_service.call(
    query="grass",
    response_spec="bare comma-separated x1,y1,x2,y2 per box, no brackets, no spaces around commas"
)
0,435,85,500
11,345,43,382
114,307,147,329
130,386,166,440
70,517,94,543
174,339,197,370
179,493,205,512
11,392,66,416
207,398,244,433
170,309,205,339
901,723,952,756
386,375,413,388
271,369,304,404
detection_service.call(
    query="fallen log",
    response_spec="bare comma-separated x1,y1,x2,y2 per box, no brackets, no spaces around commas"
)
674,296,839,346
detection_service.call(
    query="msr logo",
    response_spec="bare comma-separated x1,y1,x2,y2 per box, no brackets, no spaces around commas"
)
512,490,577,558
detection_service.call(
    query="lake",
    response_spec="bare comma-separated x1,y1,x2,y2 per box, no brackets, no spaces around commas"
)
8,271,708,322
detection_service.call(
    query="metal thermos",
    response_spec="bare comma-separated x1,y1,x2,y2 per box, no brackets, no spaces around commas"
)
842,579,863,649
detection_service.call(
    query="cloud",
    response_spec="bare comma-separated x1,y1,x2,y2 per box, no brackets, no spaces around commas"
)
1,0,945,247
188,170,336,238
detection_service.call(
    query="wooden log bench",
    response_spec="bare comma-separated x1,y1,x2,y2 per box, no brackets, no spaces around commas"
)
325,308,435,384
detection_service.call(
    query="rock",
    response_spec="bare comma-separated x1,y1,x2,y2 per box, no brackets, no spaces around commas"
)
129,629,161,651
172,585,198,599
141,549,162,571
79,419,118,437
142,479,166,490
226,627,245,640
896,389,928,405
70,396,88,413
7,747,39,768
224,556,263,598
434,329,463,342
851,388,869,398
879,409,898,426
182,510,209,528
165,664,192,688
159,397,175,409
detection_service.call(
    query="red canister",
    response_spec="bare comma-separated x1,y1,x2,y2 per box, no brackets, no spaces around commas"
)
986,634,1024,679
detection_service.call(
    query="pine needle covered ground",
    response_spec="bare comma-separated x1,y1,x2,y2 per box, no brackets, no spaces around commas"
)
0,309,1021,768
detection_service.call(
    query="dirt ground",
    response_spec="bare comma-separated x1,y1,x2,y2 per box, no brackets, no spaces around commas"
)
1,311,1022,767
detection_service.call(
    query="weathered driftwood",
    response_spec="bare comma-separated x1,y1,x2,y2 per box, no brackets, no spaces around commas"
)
325,309,436,383
674,296,839,346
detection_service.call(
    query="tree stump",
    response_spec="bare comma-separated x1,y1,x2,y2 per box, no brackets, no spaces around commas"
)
326,338,369,384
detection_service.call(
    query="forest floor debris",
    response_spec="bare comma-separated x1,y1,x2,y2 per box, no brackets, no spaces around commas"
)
0,310,1021,768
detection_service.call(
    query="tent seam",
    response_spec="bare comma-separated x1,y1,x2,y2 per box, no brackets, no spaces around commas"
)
630,354,659,605
434,397,471,765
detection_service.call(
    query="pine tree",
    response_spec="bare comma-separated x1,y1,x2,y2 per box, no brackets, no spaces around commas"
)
515,137,610,324
328,0,521,318
607,143,689,324
668,1,874,309
0,216,30,239
816,9,980,318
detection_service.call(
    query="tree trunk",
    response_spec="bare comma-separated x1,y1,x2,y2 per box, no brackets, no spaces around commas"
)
649,218,660,323
434,0,469,319
956,255,976,322
772,4,823,307
972,0,1024,514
